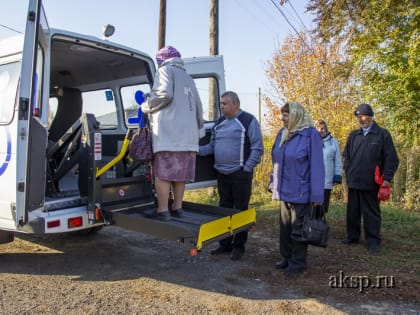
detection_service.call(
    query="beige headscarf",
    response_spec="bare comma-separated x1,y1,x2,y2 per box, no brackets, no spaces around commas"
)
280,102,314,146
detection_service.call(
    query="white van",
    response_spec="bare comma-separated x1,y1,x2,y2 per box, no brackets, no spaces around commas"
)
0,0,255,253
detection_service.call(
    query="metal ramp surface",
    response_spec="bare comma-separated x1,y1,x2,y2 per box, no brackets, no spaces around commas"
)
111,201,256,252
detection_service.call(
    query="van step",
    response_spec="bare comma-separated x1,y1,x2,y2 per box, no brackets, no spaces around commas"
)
44,196,87,212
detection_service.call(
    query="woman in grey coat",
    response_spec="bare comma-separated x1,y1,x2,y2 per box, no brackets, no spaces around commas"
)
315,119,342,212
142,46,204,221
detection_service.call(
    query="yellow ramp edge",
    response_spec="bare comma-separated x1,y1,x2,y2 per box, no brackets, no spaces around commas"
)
195,208,257,250
231,208,256,231
196,216,231,250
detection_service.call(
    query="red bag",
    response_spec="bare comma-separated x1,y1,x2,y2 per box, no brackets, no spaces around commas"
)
378,186,391,201
375,165,384,185
375,165,391,201
129,128,153,162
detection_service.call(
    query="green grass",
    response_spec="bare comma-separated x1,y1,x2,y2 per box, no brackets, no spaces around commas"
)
185,188,420,239
324,203,420,241
184,188,219,206
185,188,420,303
185,188,420,267
184,187,275,209
257,201,420,268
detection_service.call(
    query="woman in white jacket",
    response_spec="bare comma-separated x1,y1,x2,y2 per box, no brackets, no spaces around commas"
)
142,46,204,221
315,119,343,212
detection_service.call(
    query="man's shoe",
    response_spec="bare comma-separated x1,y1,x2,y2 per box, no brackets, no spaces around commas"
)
230,247,245,261
170,208,184,218
368,244,380,254
144,210,171,221
210,245,232,255
275,259,289,269
341,238,359,245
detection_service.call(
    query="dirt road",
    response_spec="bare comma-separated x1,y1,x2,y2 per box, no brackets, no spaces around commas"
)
0,226,418,314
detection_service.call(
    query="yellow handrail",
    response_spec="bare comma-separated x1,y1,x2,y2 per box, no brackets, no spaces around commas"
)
95,134,131,179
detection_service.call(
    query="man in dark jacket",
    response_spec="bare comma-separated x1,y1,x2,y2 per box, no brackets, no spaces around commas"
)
342,104,399,253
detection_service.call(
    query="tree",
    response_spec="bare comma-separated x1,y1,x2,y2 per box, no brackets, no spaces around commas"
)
263,32,362,202
307,0,419,145
264,32,356,148
307,0,419,209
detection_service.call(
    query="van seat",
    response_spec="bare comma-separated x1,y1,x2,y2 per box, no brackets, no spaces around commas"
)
46,87,83,195
48,87,83,143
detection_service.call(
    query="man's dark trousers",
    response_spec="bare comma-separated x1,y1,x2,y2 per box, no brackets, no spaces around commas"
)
346,188,382,246
216,169,253,250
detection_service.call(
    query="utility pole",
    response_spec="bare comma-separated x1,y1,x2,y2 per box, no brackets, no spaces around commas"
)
158,0,166,49
208,0,219,197
209,0,219,120
209,0,219,56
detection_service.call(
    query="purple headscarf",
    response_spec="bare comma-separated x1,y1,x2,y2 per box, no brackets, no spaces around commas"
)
156,46,181,66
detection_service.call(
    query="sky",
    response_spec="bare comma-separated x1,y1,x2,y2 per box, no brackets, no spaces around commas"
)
0,0,314,119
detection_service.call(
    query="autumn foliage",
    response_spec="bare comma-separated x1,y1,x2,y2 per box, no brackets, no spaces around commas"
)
260,0,419,210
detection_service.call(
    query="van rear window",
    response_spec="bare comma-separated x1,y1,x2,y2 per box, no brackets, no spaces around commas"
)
83,89,118,129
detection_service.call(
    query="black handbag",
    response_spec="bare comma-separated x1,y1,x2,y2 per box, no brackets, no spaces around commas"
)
301,205,330,247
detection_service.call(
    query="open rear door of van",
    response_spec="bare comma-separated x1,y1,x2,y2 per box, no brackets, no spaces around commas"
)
183,55,226,190
16,0,49,226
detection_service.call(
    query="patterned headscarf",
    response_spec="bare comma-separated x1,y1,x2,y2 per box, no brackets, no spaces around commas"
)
280,102,314,146
156,46,181,66
314,119,328,132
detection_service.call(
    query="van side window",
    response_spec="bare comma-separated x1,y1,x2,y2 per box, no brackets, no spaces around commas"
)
47,97,58,128
0,62,20,124
32,47,44,118
83,89,118,129
193,77,220,122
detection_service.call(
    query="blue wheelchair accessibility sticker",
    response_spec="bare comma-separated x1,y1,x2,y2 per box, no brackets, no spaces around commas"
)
0,127,12,176
105,90,114,101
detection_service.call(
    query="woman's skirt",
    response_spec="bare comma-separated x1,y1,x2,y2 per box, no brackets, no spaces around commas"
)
153,151,196,182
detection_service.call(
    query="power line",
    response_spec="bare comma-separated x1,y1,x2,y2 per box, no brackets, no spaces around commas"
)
269,0,314,54
287,1,308,32
0,23,22,34
281,5,302,31
253,1,289,36
231,0,279,36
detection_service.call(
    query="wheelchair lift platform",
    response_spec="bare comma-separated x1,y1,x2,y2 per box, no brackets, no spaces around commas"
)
111,201,256,254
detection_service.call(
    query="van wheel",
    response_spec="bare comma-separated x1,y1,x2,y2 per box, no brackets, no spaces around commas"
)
0,230,14,244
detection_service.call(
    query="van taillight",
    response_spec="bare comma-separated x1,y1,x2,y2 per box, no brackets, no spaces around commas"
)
47,220,60,228
68,217,83,228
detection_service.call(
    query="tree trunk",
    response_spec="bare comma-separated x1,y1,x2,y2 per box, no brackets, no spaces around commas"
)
405,147,417,189
403,146,420,210
393,167,402,203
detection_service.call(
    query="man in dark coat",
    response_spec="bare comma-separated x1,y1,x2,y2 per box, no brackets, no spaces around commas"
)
342,104,399,253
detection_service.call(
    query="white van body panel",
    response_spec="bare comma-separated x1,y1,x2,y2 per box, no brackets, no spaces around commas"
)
0,36,24,231
0,1,227,237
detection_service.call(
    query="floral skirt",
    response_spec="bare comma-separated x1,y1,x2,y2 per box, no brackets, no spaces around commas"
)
153,151,196,182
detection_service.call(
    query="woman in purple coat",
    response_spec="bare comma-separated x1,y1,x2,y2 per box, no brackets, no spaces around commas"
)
269,102,325,276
